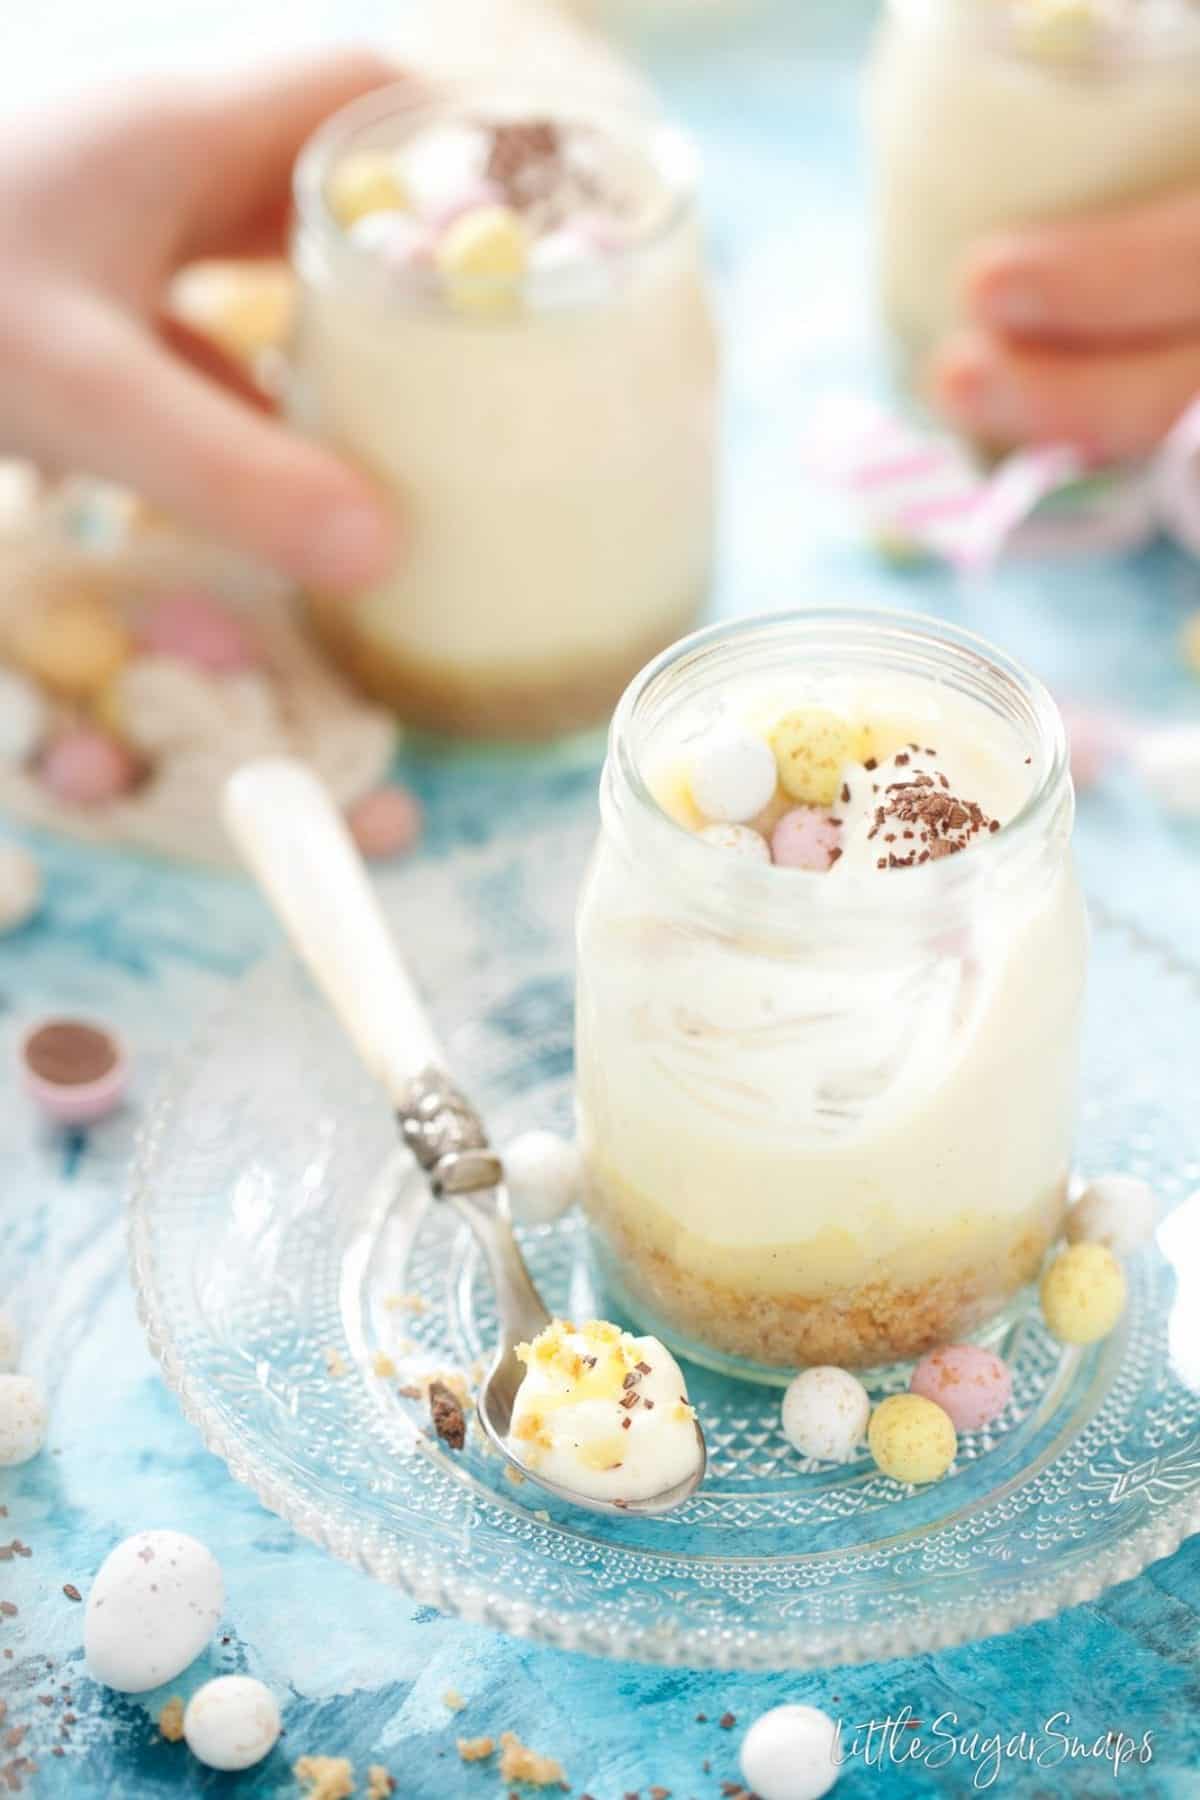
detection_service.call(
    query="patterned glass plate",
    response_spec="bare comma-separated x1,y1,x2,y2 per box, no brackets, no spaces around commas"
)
129,816,1200,1670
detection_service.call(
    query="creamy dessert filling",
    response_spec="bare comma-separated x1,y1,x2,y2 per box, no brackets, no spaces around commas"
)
507,1318,701,1502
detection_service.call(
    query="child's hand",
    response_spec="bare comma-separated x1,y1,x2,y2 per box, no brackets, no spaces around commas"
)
0,51,400,591
931,189,1200,460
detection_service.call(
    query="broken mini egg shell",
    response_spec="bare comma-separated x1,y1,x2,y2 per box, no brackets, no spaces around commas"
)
1066,1175,1157,1256
868,1392,956,1484
740,1703,841,1800
184,1676,282,1772
1040,1243,1126,1345
781,1366,869,1463
84,1530,224,1693
0,1373,47,1467
688,725,778,823
503,1129,583,1225
909,1344,1012,1434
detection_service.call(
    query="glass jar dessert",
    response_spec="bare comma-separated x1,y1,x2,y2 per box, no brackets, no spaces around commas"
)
867,0,1200,372
575,609,1087,1377
290,84,717,738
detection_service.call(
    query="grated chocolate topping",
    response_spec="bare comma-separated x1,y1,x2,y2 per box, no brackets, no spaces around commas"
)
865,749,997,869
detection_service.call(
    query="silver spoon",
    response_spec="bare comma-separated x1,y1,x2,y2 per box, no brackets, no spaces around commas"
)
223,757,706,1518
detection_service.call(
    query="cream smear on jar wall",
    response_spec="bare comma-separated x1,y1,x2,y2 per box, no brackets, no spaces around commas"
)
291,85,717,738
575,611,1087,1377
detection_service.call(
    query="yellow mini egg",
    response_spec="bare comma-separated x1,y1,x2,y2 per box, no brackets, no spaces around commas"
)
12,596,130,701
434,204,527,316
868,1393,957,1485
769,707,858,806
1013,0,1098,61
327,151,411,227
1181,610,1200,676
1040,1243,1126,1346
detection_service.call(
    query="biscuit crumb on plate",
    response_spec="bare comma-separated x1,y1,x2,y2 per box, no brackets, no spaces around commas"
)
456,1735,495,1762
499,1729,568,1787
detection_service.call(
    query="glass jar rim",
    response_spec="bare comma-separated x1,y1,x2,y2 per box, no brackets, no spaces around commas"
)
292,78,700,316
885,0,1200,67
603,605,1073,935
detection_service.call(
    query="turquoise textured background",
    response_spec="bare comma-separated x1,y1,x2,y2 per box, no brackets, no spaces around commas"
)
3,3,1200,1795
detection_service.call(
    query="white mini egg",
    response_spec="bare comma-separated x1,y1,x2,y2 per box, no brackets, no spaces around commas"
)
0,1309,20,1373
0,843,42,935
1067,1174,1157,1255
184,1675,282,1772
504,1129,583,1226
689,726,777,823
741,1703,842,1800
697,822,772,863
84,1530,224,1692
0,667,47,764
782,1367,870,1464
0,1373,46,1466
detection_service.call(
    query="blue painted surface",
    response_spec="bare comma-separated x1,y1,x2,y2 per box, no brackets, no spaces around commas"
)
3,3,1200,1795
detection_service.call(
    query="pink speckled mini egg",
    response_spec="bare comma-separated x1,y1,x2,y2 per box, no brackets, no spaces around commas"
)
38,729,139,807
139,591,259,674
770,805,842,871
910,1344,1012,1434
346,785,422,861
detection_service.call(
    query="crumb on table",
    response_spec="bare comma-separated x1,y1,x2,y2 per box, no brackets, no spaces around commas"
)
366,1765,395,1799
429,1379,467,1450
371,1351,397,1379
442,1688,467,1712
323,1347,350,1380
294,1754,355,1799
456,1736,495,1762
499,1729,568,1788
158,1696,185,1742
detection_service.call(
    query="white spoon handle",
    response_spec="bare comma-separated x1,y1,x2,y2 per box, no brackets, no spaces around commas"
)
222,757,441,1105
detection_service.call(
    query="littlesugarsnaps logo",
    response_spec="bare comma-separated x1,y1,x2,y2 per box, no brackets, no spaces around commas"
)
834,1709,1153,1788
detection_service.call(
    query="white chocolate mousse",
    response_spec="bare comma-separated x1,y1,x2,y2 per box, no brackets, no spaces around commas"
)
508,1318,701,1502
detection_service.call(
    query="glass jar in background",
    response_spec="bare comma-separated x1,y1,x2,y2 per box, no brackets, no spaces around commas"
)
866,0,1200,376
290,84,717,739
575,610,1086,1379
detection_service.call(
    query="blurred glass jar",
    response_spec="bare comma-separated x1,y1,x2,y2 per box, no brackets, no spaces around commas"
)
867,0,1200,373
290,84,717,738
575,611,1086,1377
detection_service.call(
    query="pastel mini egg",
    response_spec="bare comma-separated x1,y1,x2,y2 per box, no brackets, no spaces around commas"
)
0,842,41,935
0,1373,47,1467
740,1703,841,1800
0,667,48,764
769,708,858,806
868,1392,957,1484
504,1129,584,1225
771,806,842,871
349,210,435,268
781,1366,869,1463
327,151,411,226
1067,1174,1157,1256
346,785,422,861
84,1530,224,1693
184,1676,282,1772
1040,1243,1126,1346
434,204,528,314
0,1308,19,1373
99,657,230,757
38,728,139,806
139,591,258,674
689,725,777,823
697,822,771,863
910,1344,1012,1434
12,596,130,701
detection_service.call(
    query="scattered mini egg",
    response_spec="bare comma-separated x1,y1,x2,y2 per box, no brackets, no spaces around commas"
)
139,590,258,674
0,1309,19,1374
349,210,435,267
434,204,527,314
184,1676,282,1772
346,785,422,861
771,806,843,871
0,842,41,935
38,727,139,807
327,151,410,226
504,1129,583,1225
1133,726,1200,818
769,708,858,807
909,1344,1012,1434
689,725,778,823
740,1703,841,1800
781,1366,869,1463
1067,1174,1157,1255
697,822,771,862
19,1016,129,1126
0,1373,47,1467
12,596,130,701
868,1392,957,1485
84,1530,224,1693
0,666,47,764
1040,1242,1126,1345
